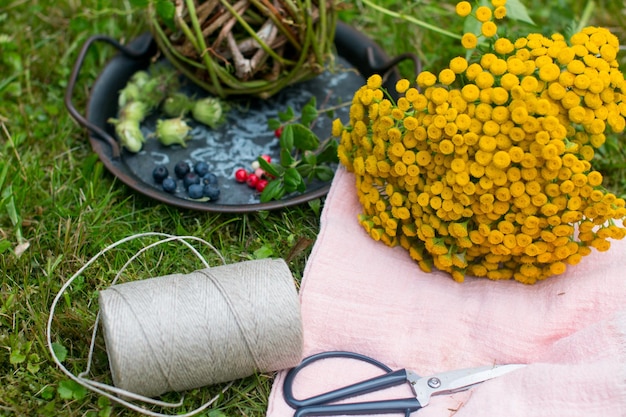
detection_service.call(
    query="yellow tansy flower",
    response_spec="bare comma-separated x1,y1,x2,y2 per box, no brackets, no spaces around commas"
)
416,71,437,88
455,1,472,17
475,6,493,22
481,21,498,38
462,33,478,49
396,79,411,94
439,68,456,85
494,5,507,19
450,56,469,74
367,74,382,89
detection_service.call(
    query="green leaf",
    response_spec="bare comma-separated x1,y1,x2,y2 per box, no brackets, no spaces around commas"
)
267,118,281,131
27,358,41,374
253,245,274,259
156,0,176,30
297,163,314,180
308,199,322,217
302,151,317,166
4,188,19,227
58,379,88,400
316,140,339,164
39,385,56,400
260,179,285,202
96,396,114,417
10,349,26,365
52,342,68,363
278,106,295,122
284,167,305,193
463,10,482,37
97,396,110,408
128,0,149,6
300,97,318,126
0,239,11,254
98,407,113,417
0,74,18,95
280,147,295,167
257,156,283,178
291,124,320,151
3,51,22,72
56,381,74,400
280,124,294,150
314,165,335,182
505,0,535,25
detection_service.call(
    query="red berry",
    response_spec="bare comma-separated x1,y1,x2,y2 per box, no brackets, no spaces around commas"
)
235,168,249,183
256,179,269,192
260,154,272,163
274,127,283,138
254,167,265,179
246,173,259,188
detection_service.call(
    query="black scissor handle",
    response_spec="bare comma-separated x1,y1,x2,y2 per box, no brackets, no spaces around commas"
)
284,351,393,408
294,398,422,417
284,351,422,417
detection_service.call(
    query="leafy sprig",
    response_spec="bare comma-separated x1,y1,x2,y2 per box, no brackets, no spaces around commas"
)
259,97,340,202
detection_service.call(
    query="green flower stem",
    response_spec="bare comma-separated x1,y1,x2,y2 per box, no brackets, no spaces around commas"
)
303,0,323,66
218,0,296,66
151,11,221,75
576,0,595,33
249,0,302,51
360,0,462,40
184,0,224,97
278,0,302,24
149,8,203,71
173,8,198,53
315,0,327,65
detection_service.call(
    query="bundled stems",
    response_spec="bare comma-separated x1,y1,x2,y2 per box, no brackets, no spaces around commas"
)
147,0,338,98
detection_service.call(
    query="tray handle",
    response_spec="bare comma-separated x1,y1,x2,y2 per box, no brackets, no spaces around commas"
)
368,50,421,83
64,35,154,159
333,21,420,93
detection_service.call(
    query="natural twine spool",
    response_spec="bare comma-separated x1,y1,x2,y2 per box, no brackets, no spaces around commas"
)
98,258,303,398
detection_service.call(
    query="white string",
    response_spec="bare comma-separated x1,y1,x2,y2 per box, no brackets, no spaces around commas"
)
46,232,232,417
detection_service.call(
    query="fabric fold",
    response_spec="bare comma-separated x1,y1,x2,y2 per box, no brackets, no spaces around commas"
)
267,167,626,417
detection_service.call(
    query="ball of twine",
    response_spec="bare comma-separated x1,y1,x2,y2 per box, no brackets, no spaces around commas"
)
99,258,303,398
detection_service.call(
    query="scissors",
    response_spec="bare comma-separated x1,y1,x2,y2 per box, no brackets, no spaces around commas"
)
283,351,526,417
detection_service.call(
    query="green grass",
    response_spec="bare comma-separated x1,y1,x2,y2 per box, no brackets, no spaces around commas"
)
1,0,625,416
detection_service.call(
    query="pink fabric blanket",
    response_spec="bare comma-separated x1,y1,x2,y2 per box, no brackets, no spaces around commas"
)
266,167,626,417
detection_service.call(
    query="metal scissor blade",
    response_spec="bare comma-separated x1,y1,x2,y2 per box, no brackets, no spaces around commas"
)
413,364,526,406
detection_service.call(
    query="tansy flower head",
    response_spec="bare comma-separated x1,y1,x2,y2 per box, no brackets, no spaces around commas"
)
475,6,493,22
334,0,626,285
455,1,472,17
494,6,507,19
481,21,498,38
462,33,478,49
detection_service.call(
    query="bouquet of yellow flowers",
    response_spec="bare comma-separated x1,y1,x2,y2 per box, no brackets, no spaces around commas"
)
335,0,626,284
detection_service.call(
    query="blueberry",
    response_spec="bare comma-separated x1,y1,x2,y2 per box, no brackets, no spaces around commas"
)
203,184,220,200
187,183,204,199
174,161,191,179
162,177,177,193
152,166,169,183
183,172,200,189
194,161,209,177
201,172,218,186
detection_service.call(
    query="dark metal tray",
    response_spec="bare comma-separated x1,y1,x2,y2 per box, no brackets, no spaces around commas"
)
65,22,415,212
